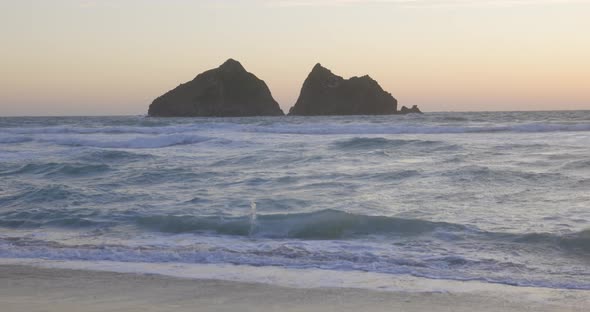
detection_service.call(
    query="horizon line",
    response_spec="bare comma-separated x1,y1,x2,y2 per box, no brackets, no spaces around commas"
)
2,108,590,118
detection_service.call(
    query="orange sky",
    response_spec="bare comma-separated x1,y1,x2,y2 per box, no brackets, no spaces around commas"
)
1,0,589,115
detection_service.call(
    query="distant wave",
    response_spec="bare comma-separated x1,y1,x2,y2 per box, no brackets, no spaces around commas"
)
0,162,110,177
0,136,33,144
332,137,459,152
0,185,80,206
333,137,441,149
0,131,213,149
0,123,237,136
562,159,590,170
76,150,153,162
251,122,590,135
440,165,568,185
1,122,590,140
43,134,211,149
1,125,201,135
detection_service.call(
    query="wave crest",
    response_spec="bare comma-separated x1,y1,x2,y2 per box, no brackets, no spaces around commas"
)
137,209,467,239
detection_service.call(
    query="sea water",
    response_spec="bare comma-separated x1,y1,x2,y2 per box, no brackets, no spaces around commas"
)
0,111,589,290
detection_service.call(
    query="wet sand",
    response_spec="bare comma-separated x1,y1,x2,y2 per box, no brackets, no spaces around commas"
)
1,264,588,312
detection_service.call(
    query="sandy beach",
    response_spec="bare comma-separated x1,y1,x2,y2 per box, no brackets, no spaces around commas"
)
1,264,587,312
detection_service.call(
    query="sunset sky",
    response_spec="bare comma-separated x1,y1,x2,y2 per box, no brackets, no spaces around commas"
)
1,0,589,116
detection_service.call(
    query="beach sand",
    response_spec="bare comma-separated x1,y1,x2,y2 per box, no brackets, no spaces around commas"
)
0,264,587,312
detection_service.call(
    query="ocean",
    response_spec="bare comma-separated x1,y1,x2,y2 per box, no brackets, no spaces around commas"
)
1,111,589,291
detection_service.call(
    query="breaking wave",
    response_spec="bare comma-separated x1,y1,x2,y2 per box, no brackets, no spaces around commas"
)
134,210,590,254
136,209,468,239
1,208,589,290
1,208,587,255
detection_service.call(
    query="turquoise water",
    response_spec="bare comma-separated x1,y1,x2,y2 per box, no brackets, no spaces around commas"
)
0,111,589,289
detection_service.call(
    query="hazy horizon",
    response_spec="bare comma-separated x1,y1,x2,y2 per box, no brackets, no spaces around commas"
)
1,0,589,116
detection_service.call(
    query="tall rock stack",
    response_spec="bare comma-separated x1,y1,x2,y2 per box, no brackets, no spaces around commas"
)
148,59,284,117
289,64,398,116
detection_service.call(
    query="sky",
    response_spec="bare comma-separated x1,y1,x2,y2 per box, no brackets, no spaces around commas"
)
0,0,589,116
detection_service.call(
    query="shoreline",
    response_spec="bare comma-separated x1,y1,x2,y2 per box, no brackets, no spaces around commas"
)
1,261,589,312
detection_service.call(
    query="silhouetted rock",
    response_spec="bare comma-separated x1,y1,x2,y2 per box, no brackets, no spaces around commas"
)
148,59,284,117
289,64,397,116
400,105,423,114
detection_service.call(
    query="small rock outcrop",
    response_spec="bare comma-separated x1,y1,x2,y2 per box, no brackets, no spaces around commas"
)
148,59,284,117
289,64,397,116
400,105,422,114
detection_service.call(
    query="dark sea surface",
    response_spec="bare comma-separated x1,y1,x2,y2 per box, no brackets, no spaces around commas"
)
1,111,589,289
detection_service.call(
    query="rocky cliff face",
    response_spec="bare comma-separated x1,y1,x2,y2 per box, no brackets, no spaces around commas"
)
288,64,397,116
148,59,284,117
